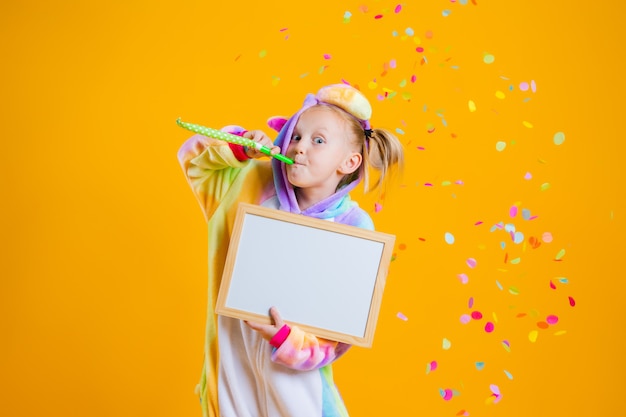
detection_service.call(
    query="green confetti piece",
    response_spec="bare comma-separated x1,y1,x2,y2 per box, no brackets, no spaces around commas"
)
553,131,565,145
555,249,566,260
508,286,520,295
540,183,551,191
496,141,506,152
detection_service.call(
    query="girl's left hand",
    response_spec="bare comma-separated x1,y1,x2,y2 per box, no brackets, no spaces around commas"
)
245,306,285,341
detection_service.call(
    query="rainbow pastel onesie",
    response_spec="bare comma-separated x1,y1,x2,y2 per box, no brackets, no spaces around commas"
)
178,85,375,417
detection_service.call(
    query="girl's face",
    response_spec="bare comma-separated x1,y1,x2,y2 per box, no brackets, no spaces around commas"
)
285,106,362,203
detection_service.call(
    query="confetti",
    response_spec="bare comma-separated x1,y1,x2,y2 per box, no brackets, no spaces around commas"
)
397,312,408,321
443,338,452,350
259,50,267,58
475,361,485,371
555,248,566,261
554,131,566,145
509,205,518,217
374,202,383,212
323,54,332,60
524,172,532,180
471,311,483,320
485,322,495,333
489,384,502,403
568,296,576,307
496,141,506,151
405,27,414,36
468,100,477,112
546,315,559,325
495,90,506,99
540,183,551,191
466,258,477,268
529,330,538,342
458,273,469,284
442,9,452,16
426,360,438,374
542,232,553,243
445,232,455,244
504,370,513,379
483,53,495,64
522,120,533,128
395,4,402,13
440,388,454,401
468,297,474,308
460,314,471,324
502,340,511,352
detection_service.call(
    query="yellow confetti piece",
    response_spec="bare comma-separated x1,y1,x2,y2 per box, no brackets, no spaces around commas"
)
271,76,280,87
529,330,538,342
485,396,496,405
402,91,412,100
522,120,533,128
554,330,567,336
468,100,477,112
382,87,395,94
495,90,506,99
368,81,378,89
413,36,422,44
492,312,498,323
259,50,267,58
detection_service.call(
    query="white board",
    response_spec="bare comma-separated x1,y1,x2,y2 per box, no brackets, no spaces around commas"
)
215,203,395,347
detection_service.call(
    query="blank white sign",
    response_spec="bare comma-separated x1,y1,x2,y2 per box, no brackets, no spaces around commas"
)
216,203,395,347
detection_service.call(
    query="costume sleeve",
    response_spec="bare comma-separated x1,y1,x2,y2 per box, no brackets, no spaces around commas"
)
270,326,351,371
177,133,249,221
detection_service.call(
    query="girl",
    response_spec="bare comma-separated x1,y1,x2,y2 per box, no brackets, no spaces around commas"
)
178,84,403,417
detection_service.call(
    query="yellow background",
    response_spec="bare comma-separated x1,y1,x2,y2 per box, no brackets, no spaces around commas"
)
1,1,623,416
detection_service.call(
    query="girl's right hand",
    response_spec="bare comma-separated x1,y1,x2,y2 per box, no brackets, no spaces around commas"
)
242,130,280,159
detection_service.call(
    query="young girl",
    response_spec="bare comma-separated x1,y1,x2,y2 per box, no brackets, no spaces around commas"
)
178,84,403,417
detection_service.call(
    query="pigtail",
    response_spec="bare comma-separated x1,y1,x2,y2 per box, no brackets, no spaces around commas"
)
362,128,404,194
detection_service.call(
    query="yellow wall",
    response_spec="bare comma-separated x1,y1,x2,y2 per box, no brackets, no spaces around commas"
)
1,1,623,416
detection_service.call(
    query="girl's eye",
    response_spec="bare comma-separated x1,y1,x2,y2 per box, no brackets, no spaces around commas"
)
313,137,324,144
291,134,301,142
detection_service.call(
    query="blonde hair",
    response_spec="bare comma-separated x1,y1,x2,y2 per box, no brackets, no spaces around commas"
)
316,104,403,193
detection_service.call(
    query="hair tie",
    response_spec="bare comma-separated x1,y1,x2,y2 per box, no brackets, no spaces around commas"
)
364,129,373,139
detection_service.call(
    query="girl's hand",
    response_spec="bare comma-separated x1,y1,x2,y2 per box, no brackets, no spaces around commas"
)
242,130,281,159
245,306,285,341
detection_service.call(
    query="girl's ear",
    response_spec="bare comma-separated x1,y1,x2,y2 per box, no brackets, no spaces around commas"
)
339,152,362,175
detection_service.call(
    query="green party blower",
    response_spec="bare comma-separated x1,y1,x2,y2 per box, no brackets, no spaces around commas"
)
176,118,294,164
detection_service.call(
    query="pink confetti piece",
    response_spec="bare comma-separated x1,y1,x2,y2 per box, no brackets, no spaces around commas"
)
509,205,518,217
456,410,470,416
485,322,495,333
568,296,576,306
411,74,417,82
519,81,530,91
427,360,438,373
323,54,332,60
416,46,424,53
460,314,471,324
466,258,477,268
550,280,557,289
542,232,553,243
389,59,397,68
395,4,402,13
531,80,537,92
471,311,483,320
490,384,502,403
546,315,559,325
441,388,454,401
524,172,532,180
374,202,383,213
468,297,474,308
457,273,469,284
397,312,408,321
374,14,383,19
474,221,483,226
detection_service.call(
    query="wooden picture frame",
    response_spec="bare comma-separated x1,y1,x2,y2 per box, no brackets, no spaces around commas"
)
215,203,396,347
